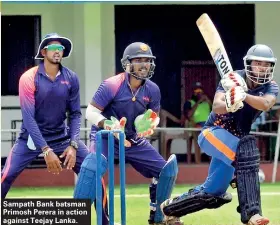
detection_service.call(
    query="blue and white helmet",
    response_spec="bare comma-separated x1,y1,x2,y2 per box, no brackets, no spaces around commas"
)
243,44,277,84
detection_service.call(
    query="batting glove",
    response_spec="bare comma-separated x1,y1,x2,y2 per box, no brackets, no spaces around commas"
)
221,72,248,92
225,86,247,113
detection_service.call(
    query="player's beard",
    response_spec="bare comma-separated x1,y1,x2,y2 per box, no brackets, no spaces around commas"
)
250,72,269,85
137,70,148,78
47,54,62,65
135,67,149,79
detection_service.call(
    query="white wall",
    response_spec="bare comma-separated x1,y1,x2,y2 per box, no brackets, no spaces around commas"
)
83,3,115,104
255,2,280,88
1,2,280,157
1,2,116,156
2,3,66,156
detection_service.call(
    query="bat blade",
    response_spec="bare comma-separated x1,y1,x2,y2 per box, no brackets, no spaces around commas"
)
196,13,233,77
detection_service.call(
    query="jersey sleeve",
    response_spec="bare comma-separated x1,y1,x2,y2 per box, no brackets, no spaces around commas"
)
92,81,114,109
148,84,161,113
216,81,226,93
68,74,82,142
265,80,279,97
92,74,125,109
19,68,47,149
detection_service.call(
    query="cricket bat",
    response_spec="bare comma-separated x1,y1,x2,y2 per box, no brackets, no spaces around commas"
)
196,13,233,78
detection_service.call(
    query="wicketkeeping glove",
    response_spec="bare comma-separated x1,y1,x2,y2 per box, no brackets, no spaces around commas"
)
134,109,160,138
104,116,131,147
225,86,247,113
221,72,248,92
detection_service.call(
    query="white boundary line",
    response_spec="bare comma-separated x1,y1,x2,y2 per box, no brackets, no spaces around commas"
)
7,192,280,198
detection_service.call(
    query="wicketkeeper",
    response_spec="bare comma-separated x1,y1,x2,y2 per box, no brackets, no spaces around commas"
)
74,42,182,225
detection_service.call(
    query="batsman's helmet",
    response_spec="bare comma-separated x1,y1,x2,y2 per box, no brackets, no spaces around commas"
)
243,44,277,84
121,42,156,80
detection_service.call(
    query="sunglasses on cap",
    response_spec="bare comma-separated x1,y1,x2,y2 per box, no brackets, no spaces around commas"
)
44,44,65,51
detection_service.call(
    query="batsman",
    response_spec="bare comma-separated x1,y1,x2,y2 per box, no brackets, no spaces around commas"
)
161,44,278,225
74,42,182,225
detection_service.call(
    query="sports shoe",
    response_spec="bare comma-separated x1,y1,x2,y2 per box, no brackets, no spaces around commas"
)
247,214,269,225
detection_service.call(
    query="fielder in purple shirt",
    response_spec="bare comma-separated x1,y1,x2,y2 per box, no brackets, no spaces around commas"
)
1,33,89,198
74,42,182,225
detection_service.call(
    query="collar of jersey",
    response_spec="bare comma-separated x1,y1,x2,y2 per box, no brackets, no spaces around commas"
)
38,61,63,77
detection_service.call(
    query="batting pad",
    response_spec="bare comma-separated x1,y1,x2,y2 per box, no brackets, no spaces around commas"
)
73,152,107,204
162,189,232,217
236,135,262,224
154,154,178,222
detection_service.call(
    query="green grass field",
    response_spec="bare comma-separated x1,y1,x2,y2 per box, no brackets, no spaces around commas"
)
7,183,280,225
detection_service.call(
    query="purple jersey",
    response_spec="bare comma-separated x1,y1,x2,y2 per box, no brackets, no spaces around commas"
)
91,72,161,139
204,70,279,137
18,62,81,148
